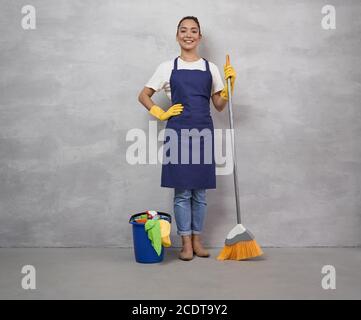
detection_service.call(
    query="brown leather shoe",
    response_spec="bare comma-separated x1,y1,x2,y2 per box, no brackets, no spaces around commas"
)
192,234,210,258
179,235,194,261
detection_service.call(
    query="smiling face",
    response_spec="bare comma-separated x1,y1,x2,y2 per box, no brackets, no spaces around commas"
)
176,19,202,52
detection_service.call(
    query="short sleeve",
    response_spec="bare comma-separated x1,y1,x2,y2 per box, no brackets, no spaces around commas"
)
210,63,225,95
145,63,167,92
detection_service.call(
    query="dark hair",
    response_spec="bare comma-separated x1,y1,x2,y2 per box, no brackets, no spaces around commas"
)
177,16,201,36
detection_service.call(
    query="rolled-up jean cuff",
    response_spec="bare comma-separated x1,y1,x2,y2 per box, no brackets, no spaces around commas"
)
192,230,201,235
178,230,192,236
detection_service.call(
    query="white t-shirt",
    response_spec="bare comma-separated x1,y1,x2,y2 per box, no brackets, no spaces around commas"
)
145,57,224,100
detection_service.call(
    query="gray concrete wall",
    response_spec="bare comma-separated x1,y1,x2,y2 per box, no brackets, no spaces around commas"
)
0,0,360,247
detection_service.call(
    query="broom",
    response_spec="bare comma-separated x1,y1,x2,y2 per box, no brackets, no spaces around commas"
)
217,55,263,261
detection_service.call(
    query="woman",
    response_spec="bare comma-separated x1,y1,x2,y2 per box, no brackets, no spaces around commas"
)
138,16,236,261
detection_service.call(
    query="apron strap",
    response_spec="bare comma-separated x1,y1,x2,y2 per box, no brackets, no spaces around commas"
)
203,58,210,72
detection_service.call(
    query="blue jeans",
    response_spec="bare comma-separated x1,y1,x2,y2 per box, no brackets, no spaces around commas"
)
174,189,207,236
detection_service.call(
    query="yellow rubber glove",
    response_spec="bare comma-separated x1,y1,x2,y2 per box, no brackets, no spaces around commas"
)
220,65,236,100
149,104,183,121
159,220,171,247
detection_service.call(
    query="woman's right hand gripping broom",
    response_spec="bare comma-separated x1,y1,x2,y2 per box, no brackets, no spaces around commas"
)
149,104,184,121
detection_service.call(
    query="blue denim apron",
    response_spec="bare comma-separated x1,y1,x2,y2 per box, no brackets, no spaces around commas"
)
161,57,216,189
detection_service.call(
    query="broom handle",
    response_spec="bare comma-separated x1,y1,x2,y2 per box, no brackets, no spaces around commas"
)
226,55,242,225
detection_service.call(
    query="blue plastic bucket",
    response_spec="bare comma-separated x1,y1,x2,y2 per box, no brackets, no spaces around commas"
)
129,212,171,264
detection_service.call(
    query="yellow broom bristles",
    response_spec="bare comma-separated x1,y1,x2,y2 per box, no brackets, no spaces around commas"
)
217,240,263,261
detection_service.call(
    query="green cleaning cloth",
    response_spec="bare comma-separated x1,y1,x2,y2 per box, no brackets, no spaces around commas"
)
144,219,162,256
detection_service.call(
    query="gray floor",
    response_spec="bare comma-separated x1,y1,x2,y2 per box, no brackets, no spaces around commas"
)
0,247,360,300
